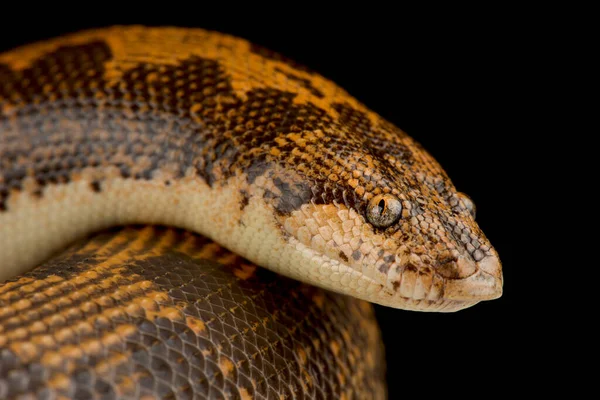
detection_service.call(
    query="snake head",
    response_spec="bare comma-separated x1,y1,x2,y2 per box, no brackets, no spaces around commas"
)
258,102,503,312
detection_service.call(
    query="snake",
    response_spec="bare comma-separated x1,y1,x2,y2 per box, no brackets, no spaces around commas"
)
0,26,503,398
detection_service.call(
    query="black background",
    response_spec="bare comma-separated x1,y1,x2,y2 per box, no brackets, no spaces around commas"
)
0,8,523,398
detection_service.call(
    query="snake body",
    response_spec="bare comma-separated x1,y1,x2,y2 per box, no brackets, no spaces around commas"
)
0,226,385,399
0,26,502,398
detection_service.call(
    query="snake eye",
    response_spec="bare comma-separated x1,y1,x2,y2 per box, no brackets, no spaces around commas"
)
457,192,476,219
366,194,402,228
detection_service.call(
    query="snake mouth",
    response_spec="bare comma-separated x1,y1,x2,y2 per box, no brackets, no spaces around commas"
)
277,235,503,312
282,237,497,312
394,298,481,312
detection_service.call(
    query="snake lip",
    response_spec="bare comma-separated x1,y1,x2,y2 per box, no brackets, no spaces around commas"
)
443,254,503,301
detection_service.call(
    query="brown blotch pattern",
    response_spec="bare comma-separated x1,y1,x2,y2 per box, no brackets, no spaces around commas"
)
1,43,411,222
274,67,324,98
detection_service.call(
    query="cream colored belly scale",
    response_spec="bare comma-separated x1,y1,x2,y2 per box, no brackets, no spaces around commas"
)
0,175,387,305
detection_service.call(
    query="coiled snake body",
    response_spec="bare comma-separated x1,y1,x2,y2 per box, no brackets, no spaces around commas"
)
0,26,503,398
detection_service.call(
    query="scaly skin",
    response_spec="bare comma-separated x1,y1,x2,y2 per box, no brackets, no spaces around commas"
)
0,226,386,399
0,26,502,312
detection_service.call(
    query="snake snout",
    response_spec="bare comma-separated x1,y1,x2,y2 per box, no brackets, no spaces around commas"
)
443,253,503,301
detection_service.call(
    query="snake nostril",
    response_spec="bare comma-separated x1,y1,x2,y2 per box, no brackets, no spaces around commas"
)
436,255,477,279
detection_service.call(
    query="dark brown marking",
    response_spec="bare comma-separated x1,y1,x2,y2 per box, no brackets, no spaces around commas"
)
239,190,249,210
90,181,102,192
0,184,8,211
275,67,324,98
339,251,349,262
404,263,419,273
245,157,271,184
272,177,312,215
332,102,415,167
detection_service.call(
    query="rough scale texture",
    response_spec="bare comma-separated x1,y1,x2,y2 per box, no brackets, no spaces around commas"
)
0,226,386,399
0,26,502,310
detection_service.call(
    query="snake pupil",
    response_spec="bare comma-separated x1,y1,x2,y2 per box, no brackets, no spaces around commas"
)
367,194,402,228
377,199,385,214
